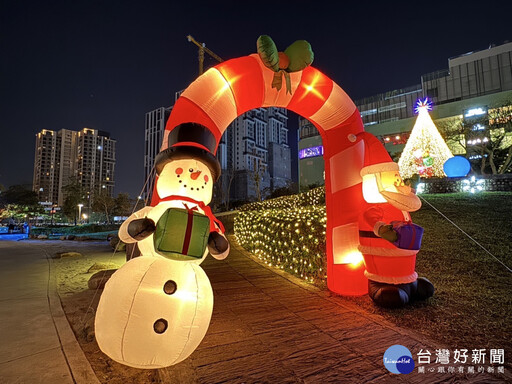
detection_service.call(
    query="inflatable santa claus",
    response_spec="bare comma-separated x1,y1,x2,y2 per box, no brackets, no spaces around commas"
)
355,132,434,308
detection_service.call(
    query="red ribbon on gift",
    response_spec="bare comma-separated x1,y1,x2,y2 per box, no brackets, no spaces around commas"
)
407,222,416,250
392,220,419,250
181,203,198,255
158,195,225,234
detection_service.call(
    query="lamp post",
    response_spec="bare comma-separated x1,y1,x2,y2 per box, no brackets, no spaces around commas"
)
78,204,83,225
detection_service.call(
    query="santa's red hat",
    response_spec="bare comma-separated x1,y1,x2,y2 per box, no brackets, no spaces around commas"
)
350,132,398,176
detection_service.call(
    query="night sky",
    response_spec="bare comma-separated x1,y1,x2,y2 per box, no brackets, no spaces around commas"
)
1,0,510,198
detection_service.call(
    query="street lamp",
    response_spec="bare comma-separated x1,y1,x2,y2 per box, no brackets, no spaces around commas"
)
78,204,84,224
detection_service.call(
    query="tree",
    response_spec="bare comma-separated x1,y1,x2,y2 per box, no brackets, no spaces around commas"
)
249,156,272,202
252,164,264,202
438,102,512,175
398,99,453,178
61,178,86,223
0,185,43,224
0,185,39,207
269,181,299,199
489,104,512,174
92,190,115,224
214,167,236,211
133,196,146,211
113,193,133,217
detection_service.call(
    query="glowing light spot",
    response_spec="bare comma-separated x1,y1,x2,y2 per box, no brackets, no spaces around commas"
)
414,97,433,113
298,73,325,102
340,251,364,267
462,176,485,194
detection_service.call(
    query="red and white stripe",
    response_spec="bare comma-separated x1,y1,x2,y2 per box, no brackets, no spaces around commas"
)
157,54,369,295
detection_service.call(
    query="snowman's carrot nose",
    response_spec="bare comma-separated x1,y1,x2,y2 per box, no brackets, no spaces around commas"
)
190,170,202,180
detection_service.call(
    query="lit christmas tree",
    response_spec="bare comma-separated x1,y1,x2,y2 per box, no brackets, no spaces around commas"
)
398,98,453,178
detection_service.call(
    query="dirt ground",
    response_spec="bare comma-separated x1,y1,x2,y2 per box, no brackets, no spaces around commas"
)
50,240,162,384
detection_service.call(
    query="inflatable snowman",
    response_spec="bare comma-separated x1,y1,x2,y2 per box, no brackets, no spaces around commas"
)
95,123,229,369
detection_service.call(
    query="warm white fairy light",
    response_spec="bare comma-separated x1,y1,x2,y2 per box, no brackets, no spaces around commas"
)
235,187,327,283
399,99,453,179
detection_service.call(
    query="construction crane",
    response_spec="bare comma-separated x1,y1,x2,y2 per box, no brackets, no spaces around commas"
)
187,35,224,75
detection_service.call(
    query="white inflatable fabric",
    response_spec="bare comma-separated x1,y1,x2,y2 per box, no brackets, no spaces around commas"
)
95,256,214,369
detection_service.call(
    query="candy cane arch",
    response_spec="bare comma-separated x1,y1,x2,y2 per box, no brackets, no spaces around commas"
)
155,54,368,295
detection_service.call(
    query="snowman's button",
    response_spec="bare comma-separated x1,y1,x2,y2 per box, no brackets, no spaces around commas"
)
163,280,177,295
153,318,168,334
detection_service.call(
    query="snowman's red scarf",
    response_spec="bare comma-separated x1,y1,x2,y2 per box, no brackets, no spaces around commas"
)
157,195,225,234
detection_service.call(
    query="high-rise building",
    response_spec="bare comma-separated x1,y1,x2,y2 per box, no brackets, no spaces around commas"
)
33,129,58,203
217,107,290,203
56,129,78,205
76,128,116,200
144,105,291,205
143,106,172,200
33,128,116,206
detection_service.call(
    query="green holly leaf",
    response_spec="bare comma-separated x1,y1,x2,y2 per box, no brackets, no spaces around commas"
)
284,40,314,72
257,35,279,72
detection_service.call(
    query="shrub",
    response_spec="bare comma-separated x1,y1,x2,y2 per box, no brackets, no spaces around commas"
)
31,224,120,236
238,187,325,212
235,204,327,283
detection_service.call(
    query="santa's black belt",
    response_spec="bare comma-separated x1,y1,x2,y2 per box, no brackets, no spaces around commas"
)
359,230,380,239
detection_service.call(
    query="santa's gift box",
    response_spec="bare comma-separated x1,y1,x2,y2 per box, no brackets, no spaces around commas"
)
154,207,210,261
390,221,424,250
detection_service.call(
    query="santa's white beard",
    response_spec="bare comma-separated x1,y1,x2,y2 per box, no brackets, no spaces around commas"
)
380,190,421,212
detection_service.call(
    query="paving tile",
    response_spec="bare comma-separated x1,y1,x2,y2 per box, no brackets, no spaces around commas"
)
173,240,510,383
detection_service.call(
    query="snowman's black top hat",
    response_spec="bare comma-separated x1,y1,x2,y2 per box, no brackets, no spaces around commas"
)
154,123,221,181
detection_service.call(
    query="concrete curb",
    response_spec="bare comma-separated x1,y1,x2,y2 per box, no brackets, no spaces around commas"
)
45,252,101,384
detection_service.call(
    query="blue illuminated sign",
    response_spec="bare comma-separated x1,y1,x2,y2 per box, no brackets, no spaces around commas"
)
299,145,324,159
464,107,487,118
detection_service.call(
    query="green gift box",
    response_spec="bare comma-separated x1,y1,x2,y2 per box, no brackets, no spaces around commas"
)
153,207,210,261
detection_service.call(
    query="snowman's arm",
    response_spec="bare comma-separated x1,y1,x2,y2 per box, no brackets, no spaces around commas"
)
119,206,154,243
208,231,230,260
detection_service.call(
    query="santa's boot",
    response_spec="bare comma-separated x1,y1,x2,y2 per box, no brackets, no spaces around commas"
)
412,277,434,301
368,280,412,308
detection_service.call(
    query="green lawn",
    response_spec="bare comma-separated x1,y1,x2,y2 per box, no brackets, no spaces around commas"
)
345,192,512,357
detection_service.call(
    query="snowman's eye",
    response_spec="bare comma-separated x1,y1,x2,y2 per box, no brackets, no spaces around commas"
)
175,168,183,175
189,168,194,172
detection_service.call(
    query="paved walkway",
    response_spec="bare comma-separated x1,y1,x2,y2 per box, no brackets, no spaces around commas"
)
159,237,508,384
0,238,508,383
0,240,99,384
